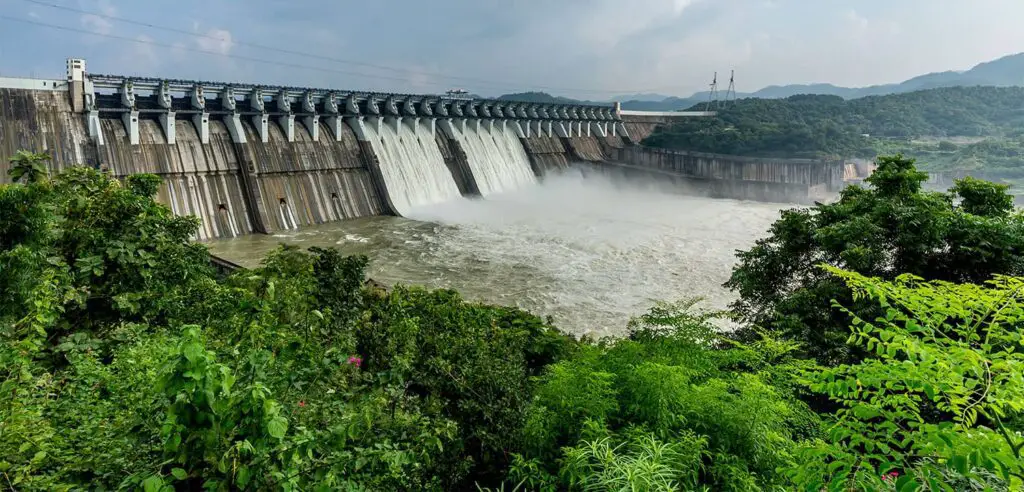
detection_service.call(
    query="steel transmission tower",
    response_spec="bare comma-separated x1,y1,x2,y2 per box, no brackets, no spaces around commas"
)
704,72,720,112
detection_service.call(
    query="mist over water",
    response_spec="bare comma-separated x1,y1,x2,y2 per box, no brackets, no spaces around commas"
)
208,170,789,337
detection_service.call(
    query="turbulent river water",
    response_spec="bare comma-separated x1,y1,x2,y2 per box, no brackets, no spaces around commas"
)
207,171,790,337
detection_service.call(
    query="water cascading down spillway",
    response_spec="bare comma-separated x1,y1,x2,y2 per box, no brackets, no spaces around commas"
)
364,120,463,216
451,123,537,196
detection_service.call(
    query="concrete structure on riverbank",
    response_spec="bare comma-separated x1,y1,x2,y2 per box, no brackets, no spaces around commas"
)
604,146,844,203
1,59,842,238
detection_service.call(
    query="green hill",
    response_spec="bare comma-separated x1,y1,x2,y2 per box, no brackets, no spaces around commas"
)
644,87,1024,162
496,91,592,104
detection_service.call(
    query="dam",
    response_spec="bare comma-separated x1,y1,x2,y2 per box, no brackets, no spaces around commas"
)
0,59,843,242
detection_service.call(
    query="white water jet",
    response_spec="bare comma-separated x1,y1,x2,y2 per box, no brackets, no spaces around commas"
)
451,123,536,196
365,120,463,215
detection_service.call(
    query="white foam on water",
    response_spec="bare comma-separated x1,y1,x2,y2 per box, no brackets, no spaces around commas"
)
450,123,536,196
211,171,790,337
365,120,463,215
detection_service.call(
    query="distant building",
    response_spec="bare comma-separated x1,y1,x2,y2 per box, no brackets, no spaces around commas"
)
443,88,472,100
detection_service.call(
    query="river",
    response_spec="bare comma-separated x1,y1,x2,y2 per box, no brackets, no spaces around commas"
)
206,171,790,337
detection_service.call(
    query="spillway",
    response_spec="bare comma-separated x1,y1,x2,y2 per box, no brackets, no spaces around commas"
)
450,124,536,196
366,120,463,216
2,67,844,241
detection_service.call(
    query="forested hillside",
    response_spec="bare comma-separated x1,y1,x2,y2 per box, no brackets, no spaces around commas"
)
497,91,596,104
644,87,1024,167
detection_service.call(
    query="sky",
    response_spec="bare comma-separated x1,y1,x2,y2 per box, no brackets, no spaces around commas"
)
1,0,1023,100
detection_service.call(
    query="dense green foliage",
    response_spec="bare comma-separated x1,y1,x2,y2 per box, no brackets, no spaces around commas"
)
7,150,51,184
644,87,1024,161
507,301,820,491
2,161,1022,490
726,155,1024,365
0,167,571,489
871,138,1024,183
790,268,1024,490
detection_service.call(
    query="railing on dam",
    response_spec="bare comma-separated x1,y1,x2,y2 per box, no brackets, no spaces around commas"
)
80,72,631,146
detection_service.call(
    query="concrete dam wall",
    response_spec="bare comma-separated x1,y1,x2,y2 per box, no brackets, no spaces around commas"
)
1,87,392,240
604,145,844,204
27,66,625,239
97,118,254,239
1,81,622,239
0,87,95,176
521,135,570,175
236,118,383,233
2,63,835,239
96,115,385,240
565,136,607,162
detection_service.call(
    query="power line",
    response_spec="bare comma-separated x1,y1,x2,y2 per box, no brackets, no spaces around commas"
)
18,0,463,80
0,14,496,90
14,0,691,96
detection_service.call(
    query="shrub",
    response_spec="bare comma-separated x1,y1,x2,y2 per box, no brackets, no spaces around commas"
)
517,300,817,490
786,268,1024,490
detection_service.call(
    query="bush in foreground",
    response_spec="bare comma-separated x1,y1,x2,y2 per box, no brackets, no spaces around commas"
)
0,167,571,490
2,164,1021,490
787,268,1024,490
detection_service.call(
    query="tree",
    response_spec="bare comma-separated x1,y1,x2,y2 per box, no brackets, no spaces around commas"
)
643,86,1024,162
0,161,574,490
725,155,1024,365
7,150,51,184
509,300,818,491
787,268,1024,491
951,175,1015,217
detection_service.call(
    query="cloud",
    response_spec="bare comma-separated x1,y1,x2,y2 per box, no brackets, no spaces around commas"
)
10,0,1024,98
108,34,160,76
844,9,869,30
80,13,112,35
405,65,439,92
673,0,698,15
133,34,158,64
565,0,707,50
194,28,234,56
79,0,116,36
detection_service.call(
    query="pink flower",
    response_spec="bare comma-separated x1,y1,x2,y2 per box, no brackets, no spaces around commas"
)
347,356,362,368
882,471,900,481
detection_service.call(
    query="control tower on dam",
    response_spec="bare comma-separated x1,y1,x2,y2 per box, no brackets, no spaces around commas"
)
0,59,842,239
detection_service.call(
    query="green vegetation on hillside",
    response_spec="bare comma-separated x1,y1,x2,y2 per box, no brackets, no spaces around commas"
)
873,138,1024,180
497,91,597,105
2,157,1023,490
727,155,1024,365
644,87,1024,170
